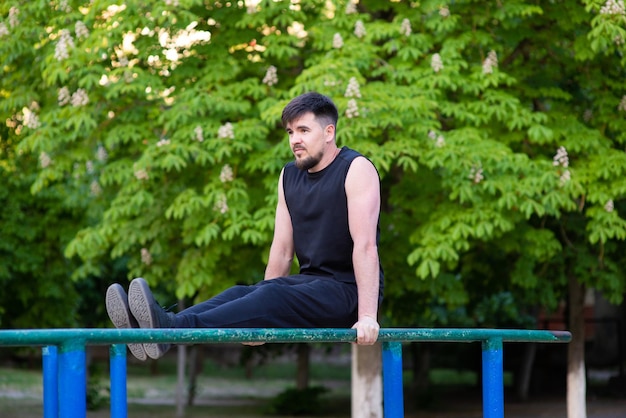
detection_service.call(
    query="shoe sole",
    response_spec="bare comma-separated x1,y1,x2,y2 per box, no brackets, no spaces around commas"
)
128,278,169,360
105,284,147,361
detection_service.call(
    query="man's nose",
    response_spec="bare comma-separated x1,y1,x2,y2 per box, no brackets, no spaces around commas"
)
290,133,302,145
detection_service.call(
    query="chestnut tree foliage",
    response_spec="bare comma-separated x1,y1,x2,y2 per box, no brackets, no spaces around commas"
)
1,0,626,334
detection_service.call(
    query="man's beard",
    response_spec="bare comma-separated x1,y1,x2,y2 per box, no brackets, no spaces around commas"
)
295,151,322,171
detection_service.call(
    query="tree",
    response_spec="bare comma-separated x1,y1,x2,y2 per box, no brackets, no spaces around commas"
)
2,1,626,416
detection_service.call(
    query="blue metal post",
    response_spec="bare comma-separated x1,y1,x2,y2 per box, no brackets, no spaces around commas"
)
110,344,127,418
58,341,87,418
382,341,404,418
42,346,58,418
482,337,504,418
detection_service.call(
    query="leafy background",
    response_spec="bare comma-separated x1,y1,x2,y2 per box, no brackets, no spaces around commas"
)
1,0,625,339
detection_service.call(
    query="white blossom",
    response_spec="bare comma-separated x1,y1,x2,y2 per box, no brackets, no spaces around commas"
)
431,53,444,73
469,165,484,184
483,50,498,74
75,21,90,39
439,6,450,17
70,89,89,107
96,145,108,162
332,33,344,49
141,248,152,265
345,77,362,98
134,169,149,180
214,195,229,214
400,18,412,37
0,23,8,38
552,147,571,186
262,65,278,86
600,0,625,15
39,152,52,168
54,29,75,61
22,107,41,129
605,199,614,213
9,7,19,28
90,180,102,196
615,35,625,45
553,146,569,167
58,0,71,13
618,95,626,112
219,164,234,183
583,109,593,122
58,87,70,106
218,122,235,139
165,0,180,6
117,55,129,67
156,138,170,147
345,99,359,119
86,160,94,174
354,20,366,39
346,1,358,14
483,60,494,75
194,125,204,142
246,0,258,14
428,130,445,147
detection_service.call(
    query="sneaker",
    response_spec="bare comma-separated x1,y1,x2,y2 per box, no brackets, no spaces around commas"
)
127,277,175,360
105,284,148,361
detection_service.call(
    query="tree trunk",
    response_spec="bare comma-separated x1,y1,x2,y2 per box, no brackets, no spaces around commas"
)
351,343,382,418
516,343,536,401
296,343,310,390
175,344,187,418
567,275,587,418
175,299,186,418
409,342,431,398
187,345,199,406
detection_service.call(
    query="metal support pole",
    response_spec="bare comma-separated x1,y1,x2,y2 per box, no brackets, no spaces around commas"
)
58,340,87,418
110,344,127,418
482,337,504,418
42,345,58,418
382,341,404,418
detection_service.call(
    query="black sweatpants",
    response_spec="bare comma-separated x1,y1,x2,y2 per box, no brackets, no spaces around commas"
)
175,275,359,328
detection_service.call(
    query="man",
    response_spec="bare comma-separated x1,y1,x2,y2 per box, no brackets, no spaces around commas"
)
105,92,384,361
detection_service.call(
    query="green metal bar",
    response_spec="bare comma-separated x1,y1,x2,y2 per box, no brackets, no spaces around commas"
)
3,328,571,418
0,328,572,346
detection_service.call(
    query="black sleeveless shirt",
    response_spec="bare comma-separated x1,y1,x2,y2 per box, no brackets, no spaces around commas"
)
282,147,384,295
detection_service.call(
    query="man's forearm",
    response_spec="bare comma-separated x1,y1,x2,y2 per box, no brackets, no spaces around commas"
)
353,247,380,319
264,248,293,279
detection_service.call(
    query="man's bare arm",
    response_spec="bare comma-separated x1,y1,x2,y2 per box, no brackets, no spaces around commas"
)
264,169,294,279
346,157,381,345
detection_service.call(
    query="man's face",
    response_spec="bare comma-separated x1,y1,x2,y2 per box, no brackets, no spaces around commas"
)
285,112,332,171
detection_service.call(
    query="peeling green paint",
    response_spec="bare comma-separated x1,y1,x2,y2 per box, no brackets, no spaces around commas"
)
0,327,571,347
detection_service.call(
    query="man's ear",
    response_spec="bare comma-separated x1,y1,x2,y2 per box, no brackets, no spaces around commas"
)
325,124,336,140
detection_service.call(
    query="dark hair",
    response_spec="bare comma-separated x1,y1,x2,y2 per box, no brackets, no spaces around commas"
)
281,92,339,129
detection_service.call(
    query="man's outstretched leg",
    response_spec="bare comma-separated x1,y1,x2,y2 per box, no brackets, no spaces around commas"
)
128,278,175,360
105,284,148,361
